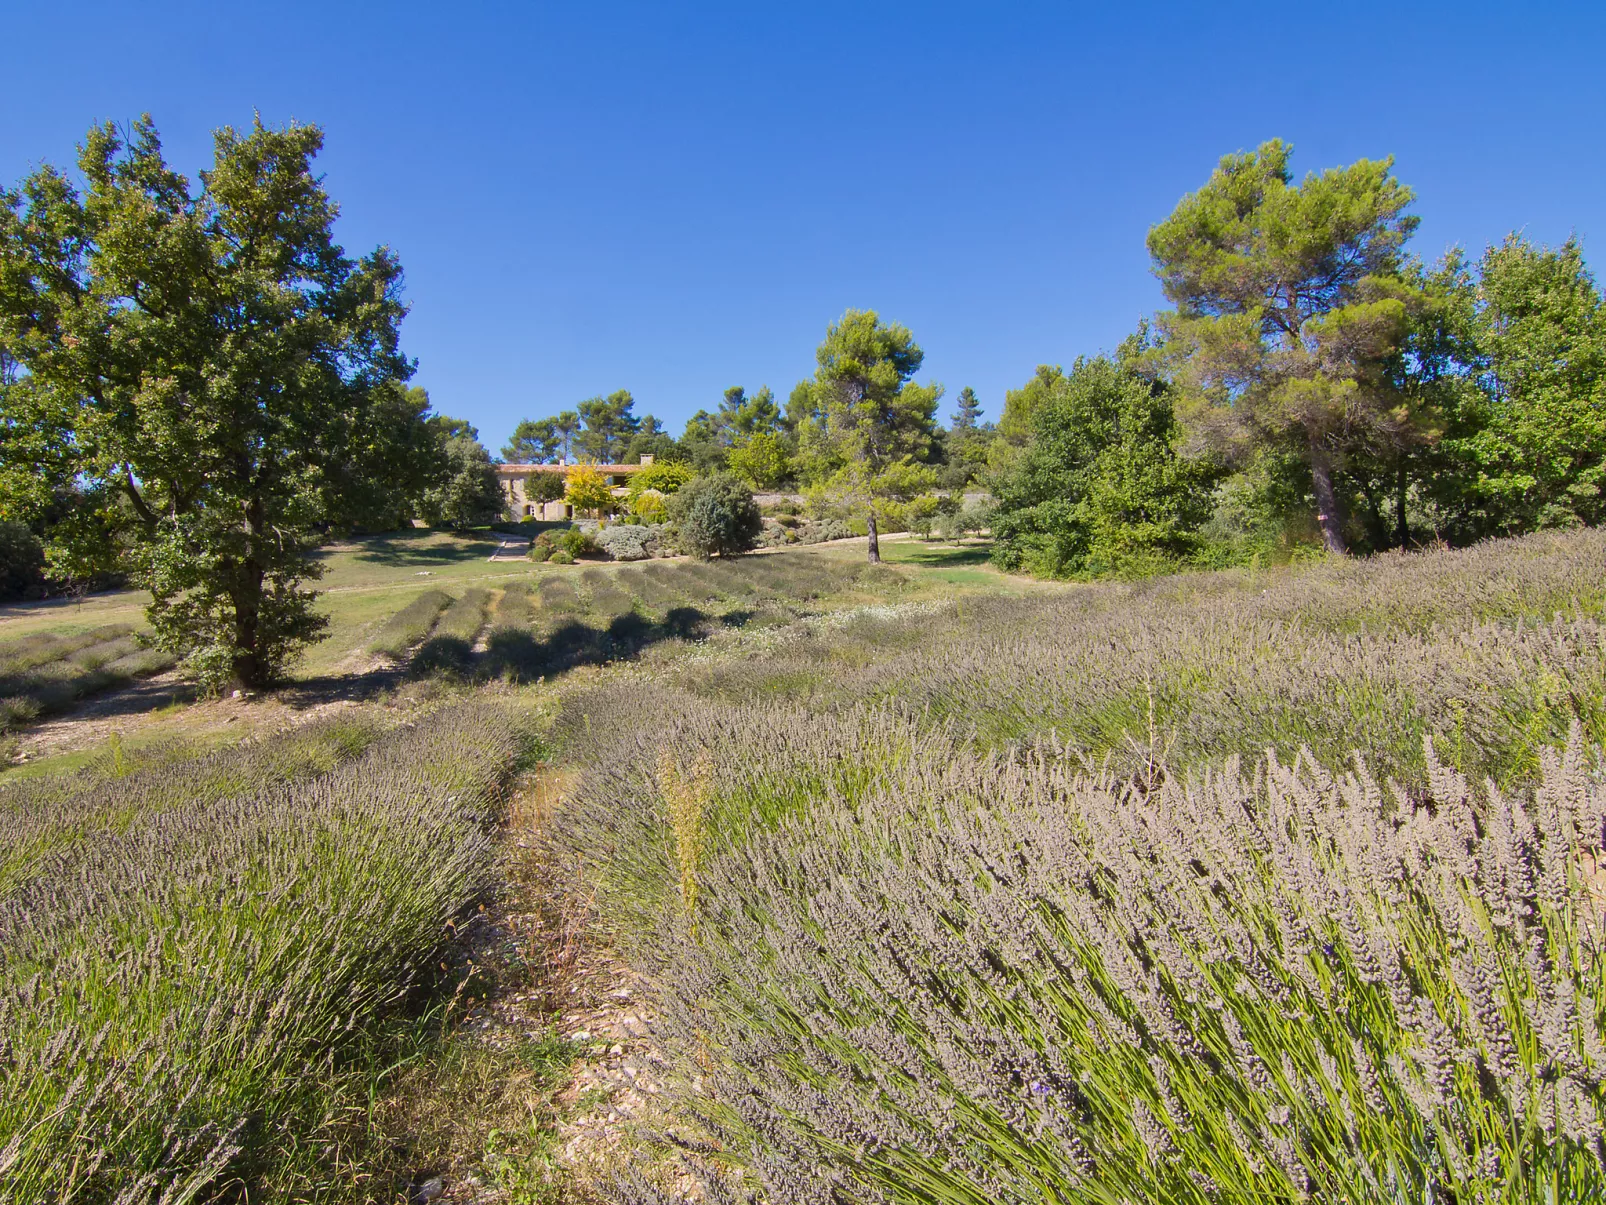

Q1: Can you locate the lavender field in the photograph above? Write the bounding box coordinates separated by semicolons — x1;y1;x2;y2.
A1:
550;529;1606;1204
0;703;538;1199
0;544;931;1200
4;532;1605;1202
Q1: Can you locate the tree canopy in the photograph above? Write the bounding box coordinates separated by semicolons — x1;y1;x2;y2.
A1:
420;414;503;529
503;416;562;463
990;337;1215;577
575;390;640;462
564;463;615;515
669;473;761;559
796;310;940;561
1148;140;1423;554
1433;236;1606;536
0;115;420;687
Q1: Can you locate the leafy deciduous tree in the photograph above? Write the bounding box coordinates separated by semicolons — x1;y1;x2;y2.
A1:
420;418;503;529
564;463;616;516
990;339;1215;577
627;460;696;499
1443;235;1606;535
728;431;793;489
523;469;567;509
0;116;416;687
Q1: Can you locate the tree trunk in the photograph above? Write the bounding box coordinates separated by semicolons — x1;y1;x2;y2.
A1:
231;562;265;688
1394;464;1411;549
866;509;881;564
1309;442;1348;555
233;497;266;688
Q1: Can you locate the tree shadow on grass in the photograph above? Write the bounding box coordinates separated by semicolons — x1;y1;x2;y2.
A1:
409;634;477;677
480;605;715;683
319;528;502;569
887;541;995;568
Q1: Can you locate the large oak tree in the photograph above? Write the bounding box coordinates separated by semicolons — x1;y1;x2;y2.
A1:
0;116;418;687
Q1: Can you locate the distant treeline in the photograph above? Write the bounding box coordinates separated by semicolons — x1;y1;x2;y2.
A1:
502;142;1603;578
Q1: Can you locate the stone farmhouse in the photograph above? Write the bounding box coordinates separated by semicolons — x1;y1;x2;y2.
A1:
496;455;656;520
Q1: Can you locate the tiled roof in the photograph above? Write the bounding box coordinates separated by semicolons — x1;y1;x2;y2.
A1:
496;463;643;474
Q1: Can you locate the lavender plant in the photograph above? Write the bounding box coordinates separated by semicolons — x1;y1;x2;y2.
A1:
544;530;1606;1203
368;587;452;658
0;700;535;1201
581;567;638;622
0;624;175;732
639;728;1606;1205
492;579;537;630
537;574;585;616
411;587;492;675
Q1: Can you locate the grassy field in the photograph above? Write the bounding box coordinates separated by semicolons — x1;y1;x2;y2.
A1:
7;529;1604;1203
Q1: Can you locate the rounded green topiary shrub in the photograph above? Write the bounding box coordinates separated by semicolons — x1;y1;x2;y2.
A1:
668;473;761;560
548;548;575;565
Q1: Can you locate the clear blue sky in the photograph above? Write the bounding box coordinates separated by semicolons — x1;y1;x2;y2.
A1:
4;2;1603;454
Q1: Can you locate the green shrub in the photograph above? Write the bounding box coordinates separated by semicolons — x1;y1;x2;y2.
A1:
632;488;670;523
548;548;575;566
554;527;596;558
798;518;852;544
593;524;659;562
526;542;552;563
668;473;761;560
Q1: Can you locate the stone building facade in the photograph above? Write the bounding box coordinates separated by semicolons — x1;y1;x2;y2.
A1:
496;457;651;520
